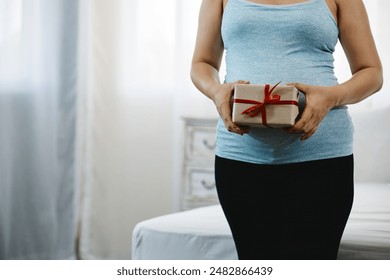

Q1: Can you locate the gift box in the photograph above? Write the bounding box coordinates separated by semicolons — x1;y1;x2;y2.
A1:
232;83;299;128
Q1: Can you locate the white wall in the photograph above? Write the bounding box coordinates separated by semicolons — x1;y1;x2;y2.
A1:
78;0;177;259
79;92;175;259
78;0;390;260
334;0;389;111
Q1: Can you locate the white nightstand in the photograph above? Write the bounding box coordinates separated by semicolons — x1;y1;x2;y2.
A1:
180;117;219;210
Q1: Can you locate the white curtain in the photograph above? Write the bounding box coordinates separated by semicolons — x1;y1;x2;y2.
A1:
1;0;389;260
0;0;79;259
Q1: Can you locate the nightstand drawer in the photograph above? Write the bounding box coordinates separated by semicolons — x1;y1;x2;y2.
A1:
186;126;216;160
184;167;217;198
182;167;219;210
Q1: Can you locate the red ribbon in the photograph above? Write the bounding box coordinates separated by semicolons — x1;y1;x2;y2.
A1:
234;82;299;127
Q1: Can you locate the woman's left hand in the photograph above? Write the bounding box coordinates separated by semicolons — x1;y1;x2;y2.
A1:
287;82;338;141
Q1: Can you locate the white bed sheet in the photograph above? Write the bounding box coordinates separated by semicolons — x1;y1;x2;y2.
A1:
338;183;390;259
132;183;390;260
132;205;237;260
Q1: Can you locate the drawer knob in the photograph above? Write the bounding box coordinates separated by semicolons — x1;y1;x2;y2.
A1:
202;139;216;150
201;180;216;190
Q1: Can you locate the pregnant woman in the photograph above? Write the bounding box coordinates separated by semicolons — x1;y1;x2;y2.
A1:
190;0;382;259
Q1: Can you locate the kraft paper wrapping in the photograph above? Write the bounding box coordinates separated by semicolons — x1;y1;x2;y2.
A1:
232;84;299;128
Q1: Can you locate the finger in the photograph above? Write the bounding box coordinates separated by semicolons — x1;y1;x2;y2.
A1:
288;82;309;94
220;104;248;135
225;119;249;135
236;80;250;85
289;117;317;140
289;108;312;132
300;125;318;141
291;109;321;140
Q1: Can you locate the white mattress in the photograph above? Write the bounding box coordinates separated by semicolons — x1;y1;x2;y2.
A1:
132;183;390;260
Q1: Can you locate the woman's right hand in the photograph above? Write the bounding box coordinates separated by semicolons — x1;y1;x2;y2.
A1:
212;80;250;135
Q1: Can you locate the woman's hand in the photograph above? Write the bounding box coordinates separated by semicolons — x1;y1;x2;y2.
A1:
287;83;338;141
213;80;250;135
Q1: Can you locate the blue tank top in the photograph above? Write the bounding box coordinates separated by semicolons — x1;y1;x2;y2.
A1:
216;0;354;164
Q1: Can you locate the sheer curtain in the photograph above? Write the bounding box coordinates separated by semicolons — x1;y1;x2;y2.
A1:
0;0;79;259
0;0;203;260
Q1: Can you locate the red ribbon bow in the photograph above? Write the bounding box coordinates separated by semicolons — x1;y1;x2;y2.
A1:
234;82;298;127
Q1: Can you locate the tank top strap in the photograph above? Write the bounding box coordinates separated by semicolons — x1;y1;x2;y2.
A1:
316;0;338;26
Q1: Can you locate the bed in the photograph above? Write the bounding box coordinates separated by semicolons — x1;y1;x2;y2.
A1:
132;106;390;260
